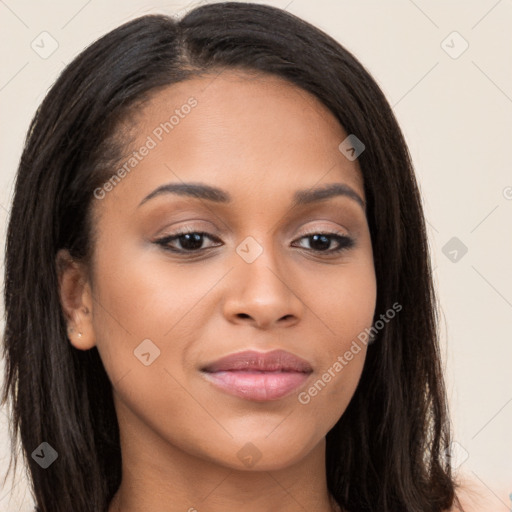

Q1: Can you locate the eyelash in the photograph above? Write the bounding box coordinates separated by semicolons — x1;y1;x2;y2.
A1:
154;228;355;256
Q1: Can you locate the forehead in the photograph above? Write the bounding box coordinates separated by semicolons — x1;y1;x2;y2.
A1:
96;69;365;214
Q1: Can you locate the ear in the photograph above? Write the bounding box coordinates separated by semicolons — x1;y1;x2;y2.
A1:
56;248;96;350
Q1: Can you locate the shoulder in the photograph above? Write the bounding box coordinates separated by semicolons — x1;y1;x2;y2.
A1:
445;475;509;512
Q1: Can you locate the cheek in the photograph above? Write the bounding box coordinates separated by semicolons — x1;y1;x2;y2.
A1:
300;258;376;415
89;234;227;388
315;257;377;351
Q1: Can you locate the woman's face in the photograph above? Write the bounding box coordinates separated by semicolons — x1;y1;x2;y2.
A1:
74;70;376;470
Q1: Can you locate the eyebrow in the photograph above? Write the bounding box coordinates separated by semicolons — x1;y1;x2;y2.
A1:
138;182;365;210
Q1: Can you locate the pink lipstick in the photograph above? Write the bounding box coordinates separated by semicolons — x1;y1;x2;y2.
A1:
200;349;313;401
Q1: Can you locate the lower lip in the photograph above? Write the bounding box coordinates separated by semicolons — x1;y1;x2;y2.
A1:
202;370;311;401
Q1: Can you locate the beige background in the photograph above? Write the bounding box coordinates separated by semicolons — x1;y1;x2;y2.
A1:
1;1;511;510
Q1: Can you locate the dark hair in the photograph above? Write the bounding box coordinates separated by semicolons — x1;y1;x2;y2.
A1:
2;3;461;511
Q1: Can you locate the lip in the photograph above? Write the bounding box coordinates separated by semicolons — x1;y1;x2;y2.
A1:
200;349;313;401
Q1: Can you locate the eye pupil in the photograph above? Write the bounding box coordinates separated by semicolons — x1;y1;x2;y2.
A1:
179;233;203;250
309;234;331;251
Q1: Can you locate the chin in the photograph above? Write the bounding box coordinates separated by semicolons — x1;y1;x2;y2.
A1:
207;431;323;472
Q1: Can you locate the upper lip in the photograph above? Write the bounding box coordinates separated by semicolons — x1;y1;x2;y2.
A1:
201;349;313;373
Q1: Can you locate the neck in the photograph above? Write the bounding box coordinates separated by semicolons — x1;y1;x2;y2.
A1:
108;402;341;512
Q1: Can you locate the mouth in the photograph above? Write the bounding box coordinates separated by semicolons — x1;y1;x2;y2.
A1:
200;349;313;402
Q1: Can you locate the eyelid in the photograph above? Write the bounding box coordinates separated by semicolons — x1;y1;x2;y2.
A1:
154;222;350;243
297;225;349;238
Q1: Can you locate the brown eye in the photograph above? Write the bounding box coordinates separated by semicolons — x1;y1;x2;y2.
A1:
293;233;355;253
155;231;222;253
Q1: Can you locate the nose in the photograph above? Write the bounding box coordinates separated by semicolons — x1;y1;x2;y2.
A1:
222;243;305;330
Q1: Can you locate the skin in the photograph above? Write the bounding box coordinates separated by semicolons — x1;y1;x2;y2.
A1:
57;70;378;512
451;477;507;512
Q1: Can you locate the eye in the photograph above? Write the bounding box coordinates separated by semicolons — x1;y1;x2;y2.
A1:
155;230;222;253
292;232;355;254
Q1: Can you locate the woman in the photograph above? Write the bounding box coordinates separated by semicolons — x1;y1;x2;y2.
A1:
2;3;466;511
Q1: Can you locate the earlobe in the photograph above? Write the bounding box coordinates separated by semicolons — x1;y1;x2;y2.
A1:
66;305;96;351
56;248;96;350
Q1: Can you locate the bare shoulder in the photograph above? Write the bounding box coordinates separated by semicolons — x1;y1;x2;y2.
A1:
444;475;510;512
